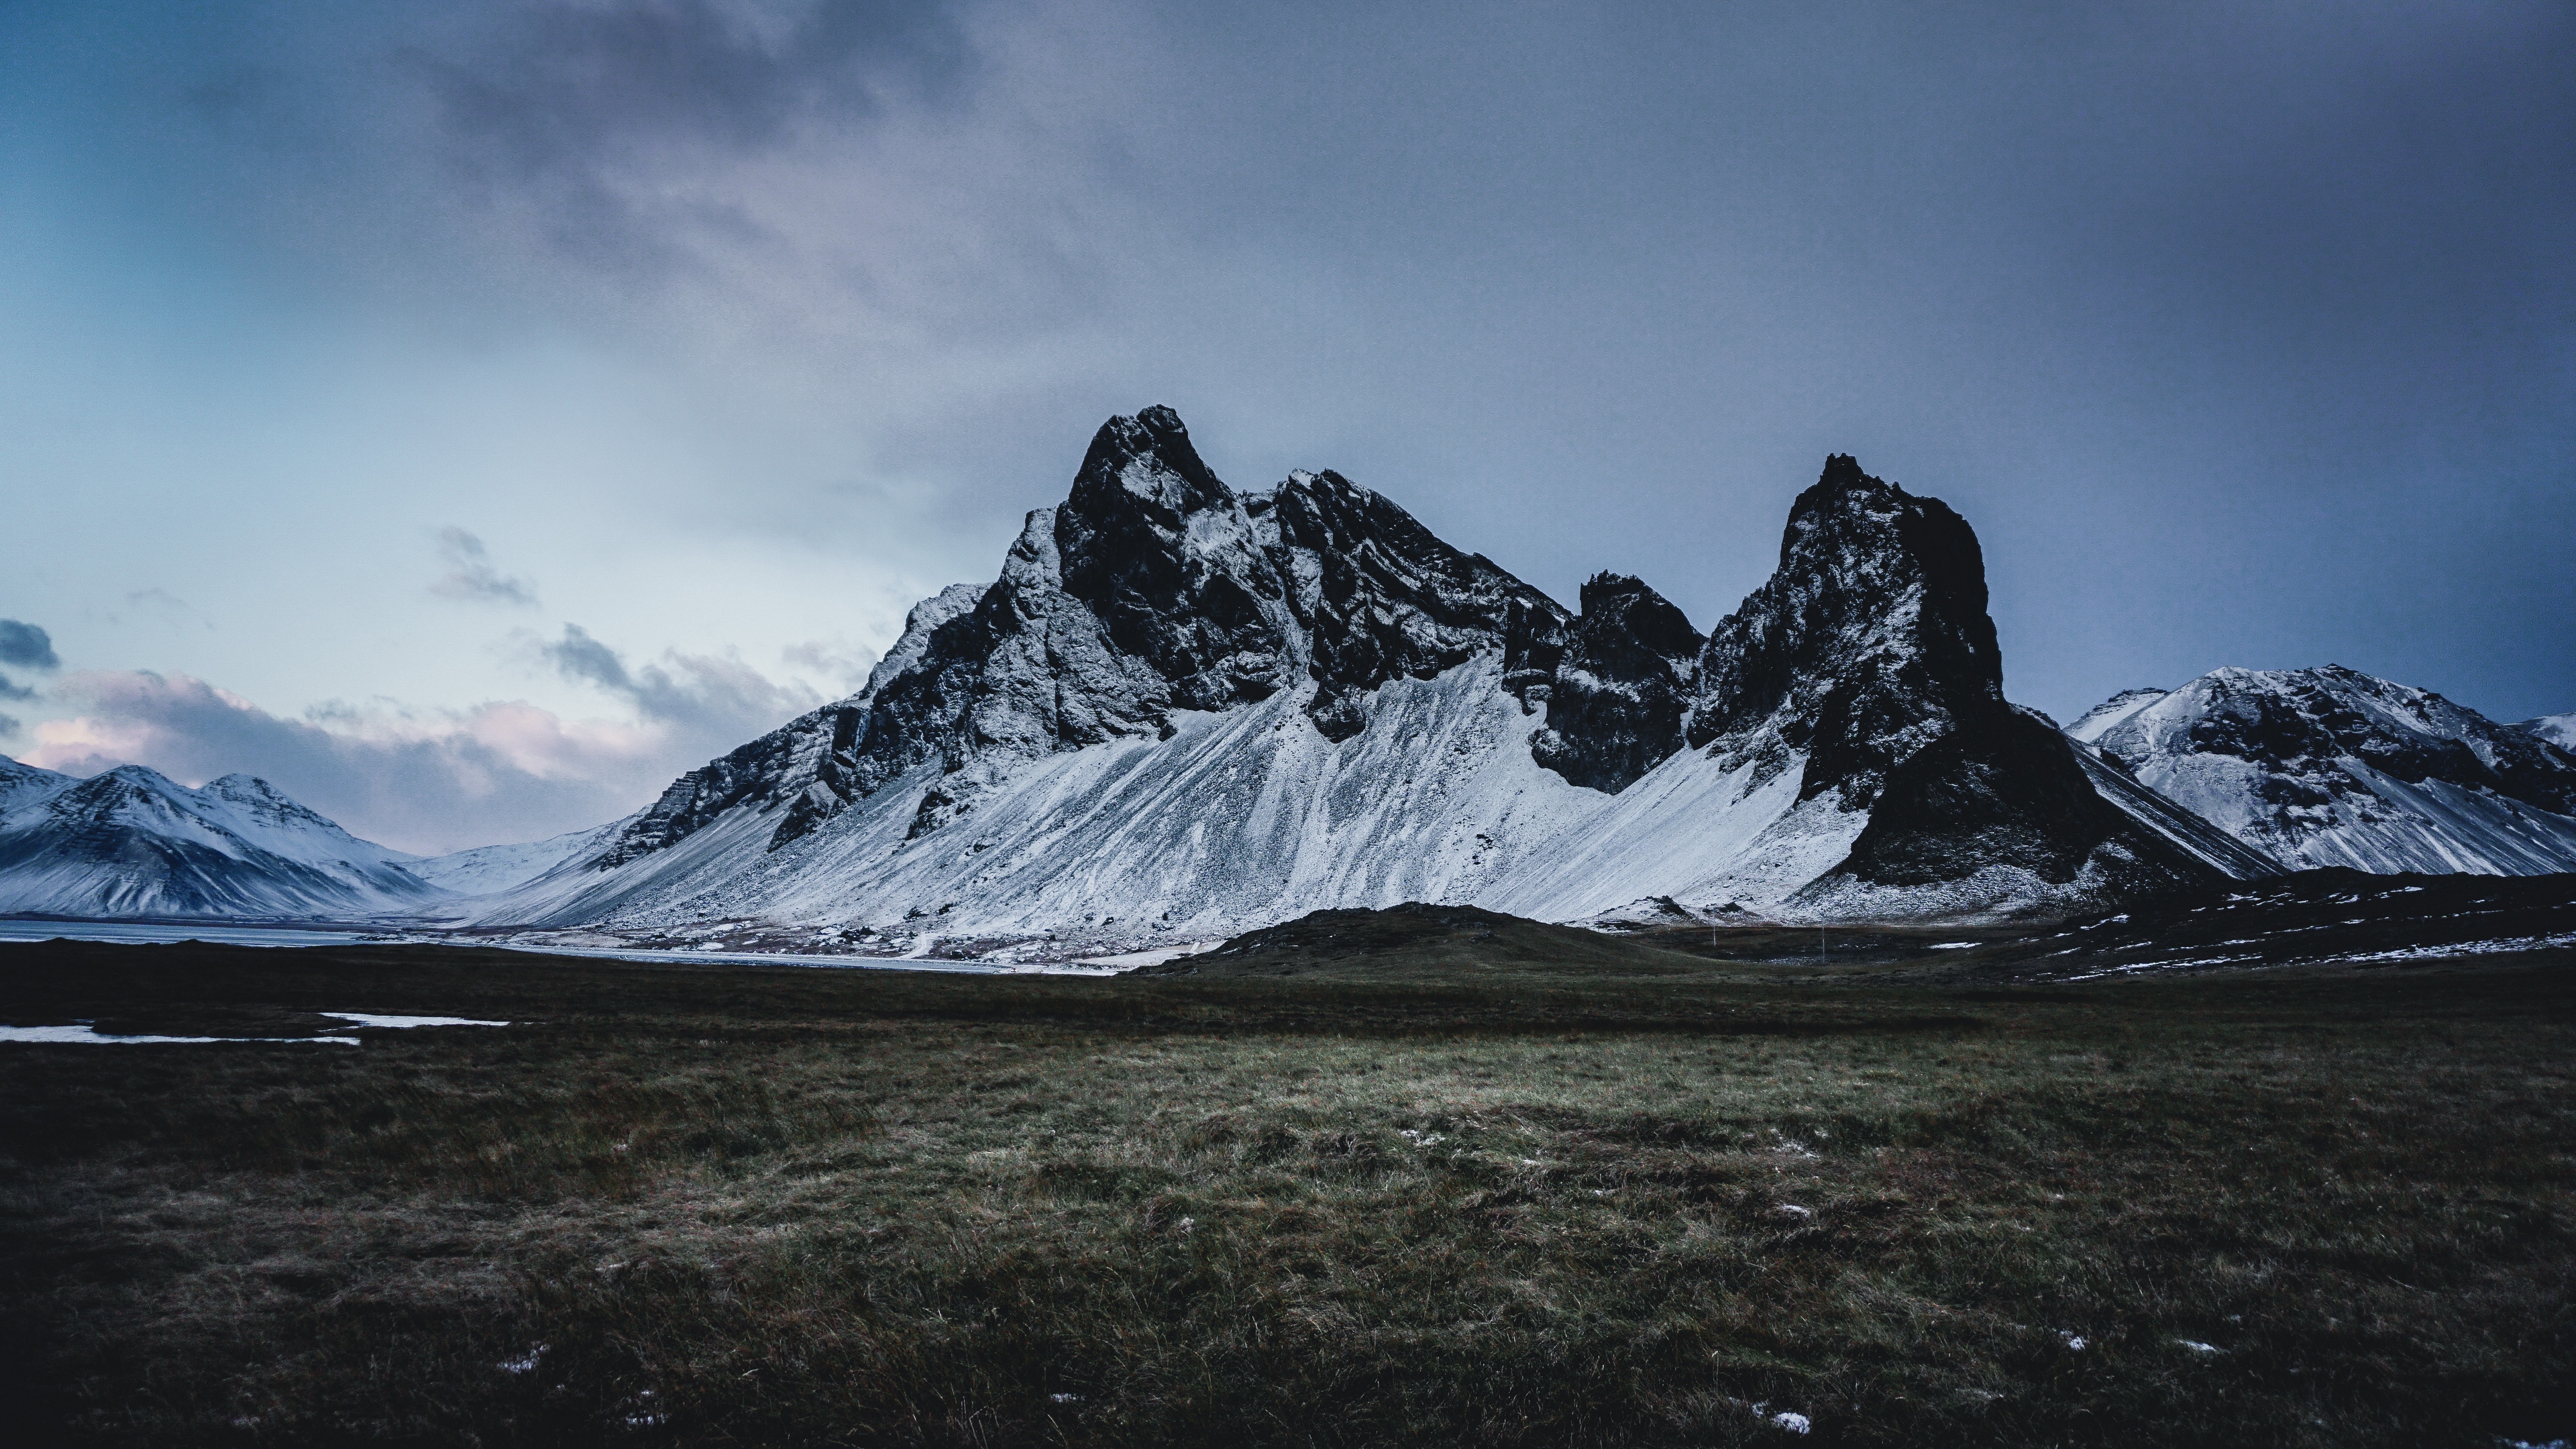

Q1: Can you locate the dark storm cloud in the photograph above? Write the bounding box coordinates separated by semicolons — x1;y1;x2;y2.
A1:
429;528;539;607
0;621;57;712
0;621;58;672
421;0;962;168
411;0;967;270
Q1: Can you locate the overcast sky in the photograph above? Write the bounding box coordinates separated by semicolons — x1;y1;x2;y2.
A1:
3;1;2569;853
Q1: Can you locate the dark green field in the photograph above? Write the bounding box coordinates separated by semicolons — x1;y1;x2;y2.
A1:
3;927;2572;1448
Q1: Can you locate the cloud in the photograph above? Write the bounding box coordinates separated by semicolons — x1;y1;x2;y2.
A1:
0;620;58;670
21;656;816;855
411;0;969;276
541;623;822;739
429;527;539;606
0;621;58;717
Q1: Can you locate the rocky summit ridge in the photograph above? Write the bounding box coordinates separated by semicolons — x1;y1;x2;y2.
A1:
451;408;2269;944
2066;665;2576;875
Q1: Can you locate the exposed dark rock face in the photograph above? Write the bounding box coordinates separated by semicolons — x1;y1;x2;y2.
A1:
1831;706;2233;898
589;407;1574;864
1053;407;1299;714
1263;468;1569;741
1529;573;1703;792
1686;455;2004;806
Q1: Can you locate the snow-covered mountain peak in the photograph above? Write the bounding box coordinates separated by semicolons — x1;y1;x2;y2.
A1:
463;425;2269;940
2067;688;2168;743
2074;666;2576;874
0;756;73;816
0;765;441;918
2516;712;2576;753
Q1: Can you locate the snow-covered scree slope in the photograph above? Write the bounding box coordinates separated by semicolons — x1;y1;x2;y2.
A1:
470;413;2267;941
0;765;447;918
2072;668;2576;875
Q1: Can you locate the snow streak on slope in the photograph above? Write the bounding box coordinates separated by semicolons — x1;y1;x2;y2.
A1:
2082;667;2576;875
0;765;445;918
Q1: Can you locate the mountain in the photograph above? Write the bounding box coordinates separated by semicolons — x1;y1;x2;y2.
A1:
2516;712;2576;753
1;756;75;815
0;764;446;918
409;823;621;898
468;409;2268;943
2068;667;2576;875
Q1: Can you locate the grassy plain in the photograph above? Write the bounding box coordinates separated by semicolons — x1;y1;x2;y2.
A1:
2;932;2572;1448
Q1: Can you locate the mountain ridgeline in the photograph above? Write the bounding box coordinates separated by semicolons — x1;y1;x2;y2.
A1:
13;407;2566;936
2067;667;2576;875
458;407;2271;941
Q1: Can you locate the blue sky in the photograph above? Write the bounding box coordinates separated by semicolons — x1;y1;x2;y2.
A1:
3;1;2569;853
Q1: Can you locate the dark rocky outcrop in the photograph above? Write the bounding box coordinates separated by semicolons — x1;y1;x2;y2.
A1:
1829;706;2237;898
1263;468;1570;741
1686;455;2004;807
1529;573;1702;792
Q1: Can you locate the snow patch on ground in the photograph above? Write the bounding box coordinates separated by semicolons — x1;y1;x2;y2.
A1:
0;1024;358;1046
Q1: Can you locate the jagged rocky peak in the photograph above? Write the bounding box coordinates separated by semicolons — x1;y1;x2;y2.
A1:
1052;405;1299;713
1687;453;2004;806
586;405;1579;865
1529;572;1702;792
1264;465;1570;740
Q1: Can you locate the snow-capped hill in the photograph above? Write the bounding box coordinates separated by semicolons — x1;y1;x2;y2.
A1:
2076;666;2576;875
466;413;2266;941
0;765;446;918
2516;712;2576;753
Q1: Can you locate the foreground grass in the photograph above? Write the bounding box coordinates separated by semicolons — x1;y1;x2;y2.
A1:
1;942;2572;1447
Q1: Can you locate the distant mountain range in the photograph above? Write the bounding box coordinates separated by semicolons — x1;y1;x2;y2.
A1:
5;408;2570;941
2068;668;2576;875
0;761;443;918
